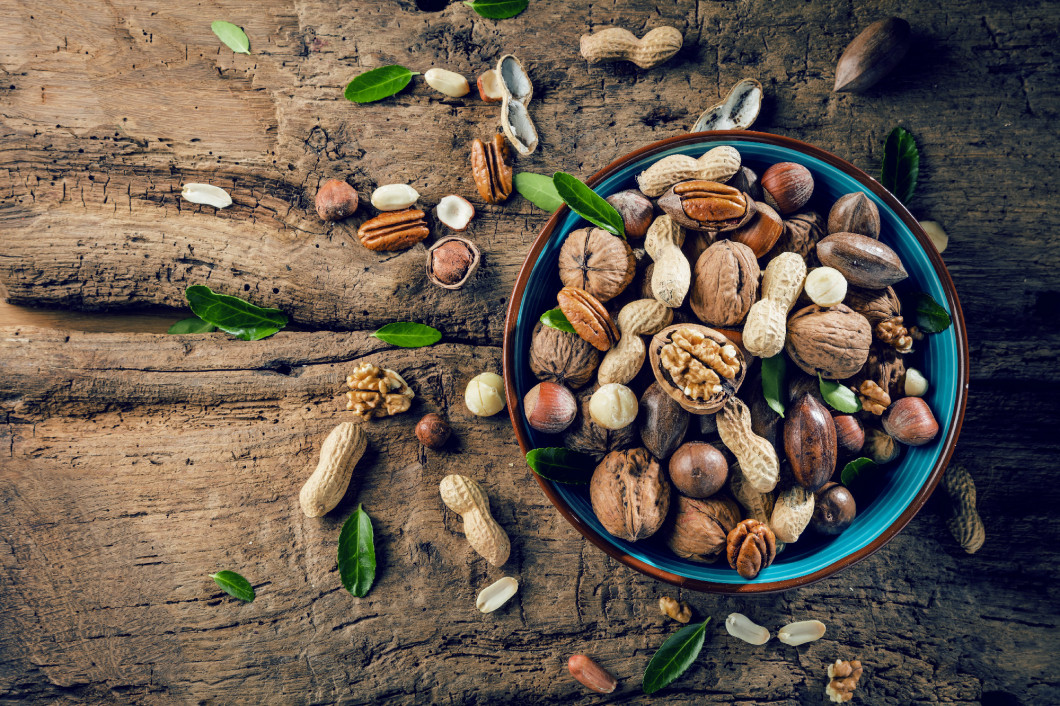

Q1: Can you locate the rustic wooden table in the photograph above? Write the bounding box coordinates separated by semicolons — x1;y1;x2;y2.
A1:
2;1;1058;703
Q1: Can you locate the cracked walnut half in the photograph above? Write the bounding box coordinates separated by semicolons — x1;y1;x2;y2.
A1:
346;363;414;420
660;327;740;401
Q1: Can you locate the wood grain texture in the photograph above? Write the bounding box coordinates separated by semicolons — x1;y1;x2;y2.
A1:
1;0;1059;703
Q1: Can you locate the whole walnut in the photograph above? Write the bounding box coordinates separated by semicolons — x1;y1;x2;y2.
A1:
558;227;636;303
844;286;901;327
565;386;637;460
785;304;872;380
766;210;824;263
590;448;671;542
850;341;906;400
529;322;600;390
664;495;741;562
690;241;760;327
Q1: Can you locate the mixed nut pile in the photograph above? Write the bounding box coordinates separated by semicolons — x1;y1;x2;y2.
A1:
524;144;941;579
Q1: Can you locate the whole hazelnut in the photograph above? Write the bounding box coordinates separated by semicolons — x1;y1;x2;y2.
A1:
811;482;857;535
315;179;359;221
605;190;654;238
833;415;865;453
523;382;577;434
427;237;481;290
667;442;728;498
761;162;814;215
416;413;451;449
883;397;939;446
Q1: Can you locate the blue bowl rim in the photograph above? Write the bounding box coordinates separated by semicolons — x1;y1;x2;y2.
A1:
501;130;969;594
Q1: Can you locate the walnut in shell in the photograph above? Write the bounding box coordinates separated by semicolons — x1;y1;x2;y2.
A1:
558;227;636;303
529;321;600;390
590;448;671;542
565;386;637;460
664;495;741;562
649;324;747;414
785;305;872;380
844;285;901;327
690;240;760;327
766;210;825;262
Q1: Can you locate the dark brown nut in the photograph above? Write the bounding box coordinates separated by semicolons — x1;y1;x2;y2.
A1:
668;441;728;498
649;324;747;414
812;482;856;535
590;448;670;542
882;397;939;446
638;382;690;461
665;495;741;562
727;166;762;202
523;381;577;434
833;415;865;453
817;232;908;289
699;411;718;436
788;372;826;408
852;341;906;400
415;413;451;449
658;180;754;233
426;236;481;289
606;190;654;238
784;394;838;491
730;201;784;258
690;240;760;327
357;208;430;251
470;134;513;204
761;162;814;215
529;321;599;390
845;285;901;327
558;227;636;303
865;427;900;463
557;287;620;352
785;304;872;380
565;386;638;459
766;210;825;262
315;179;359;221
828;192;881;238
725;518;777;579
747;375;781;448
834;17;911;93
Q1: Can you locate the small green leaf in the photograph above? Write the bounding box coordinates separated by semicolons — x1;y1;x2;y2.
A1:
211;21;251;55
539;308;576;334
338;505;376;598
761;354;787;418
463;0;528;19
344;65;419;104
840;457;882;501
210;570;255;602
841;457;877;487
553;172;626;237
167;316;217;334
514;173;563;212
643;617;711;695
880;127;919;204
911;292;952;334
185;285;288;341
819;374;862;414
525;448;595;483
373;322;442;348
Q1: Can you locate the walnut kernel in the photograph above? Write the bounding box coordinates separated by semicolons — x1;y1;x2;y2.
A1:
854;380;890;415
825;659;863;703
346;363;415;419
660;328;740;401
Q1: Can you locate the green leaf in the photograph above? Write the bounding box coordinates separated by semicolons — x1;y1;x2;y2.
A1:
339;505;376;598
552;172;626;237
643;617;711;695
344;65;418;104
514;173;564;212
185;285;288;341
911;292;952;334
525;448;595;483
463;0;529;19
819;374;862;414
211;21;251;54
880;127;919;204
373;322;442;348
210;570;255;602
761;354;787;418
539;308;576;334
167;316;216;334
841;457;878;487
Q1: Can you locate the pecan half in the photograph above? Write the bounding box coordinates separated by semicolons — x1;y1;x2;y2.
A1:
357;209;430;251
470;134;513;204
658;180;754;233
557;286;619;352
725;518;777;579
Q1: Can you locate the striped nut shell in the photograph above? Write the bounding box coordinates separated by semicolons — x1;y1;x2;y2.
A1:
356;208;429;251
557;286;619;352
470;134;513;204
717;397;779;493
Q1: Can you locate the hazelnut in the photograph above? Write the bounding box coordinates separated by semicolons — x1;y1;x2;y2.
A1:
588;383;638;431
465;372;505;417
315;179;359;221
427;237;481;290
865;427;900;463
605;189;654;238
828;192;881;238
833;415;865;454
523;382;577;434
564;386;637;460
416;413;451;449
761;163;813;215
668;442;728;499
590;448;671;542
883;397;939;446
811;482;857;535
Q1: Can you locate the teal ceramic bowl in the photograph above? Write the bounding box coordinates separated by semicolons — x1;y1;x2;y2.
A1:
502;131;968;593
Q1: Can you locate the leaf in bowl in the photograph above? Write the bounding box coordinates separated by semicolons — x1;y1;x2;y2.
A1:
525;447;595;484
539;308;575;334
553;172;625;237
910;292;952;333
819;374;861;413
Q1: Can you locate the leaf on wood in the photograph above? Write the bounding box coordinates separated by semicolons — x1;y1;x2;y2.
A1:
880;126;919;204
525;448;595;484
911;292;952;333
761;354;787;418
210;570;255;602
819;374;862;413
344;65;419;103
373;322;442;348
642;617;711;694
463;0;529;19
514;173;563;212
211;21;250;55
185;285;288;341
338;505;376;598
553;172;626;237
167;316;217;335
539;308;576;334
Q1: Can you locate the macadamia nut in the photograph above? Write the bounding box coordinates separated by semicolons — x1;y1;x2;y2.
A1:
804;267;848;307
465;372;506;417
588;383;638;430
904;368;929;397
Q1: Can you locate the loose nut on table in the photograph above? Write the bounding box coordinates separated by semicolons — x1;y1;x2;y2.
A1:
415;413;451;450
476;576;518;613
777;619;826;646
465;372;506;417
357;208;430;251
665;495;741;561
834;15;911;93
785;304;872;379
643;214;691;308
426;236;481;290
557;286;620;352
439;474;510;566
920;220;949;253
523;381;578;434
636;145;741;197
659;596;692;623
346;363;415;419
692;78;764;132
315;179;359;221
470;134;513;203
658;180;755;233
784;393;838;491
725;613;770;645
424;67;470;98
826;658;864;703
605;189;654;238
476;69;504;102
816;232;908;289
299;422;367;517
812;482;857;535
667;441;728;499
181;182;232;209
941;465;985;554
579;26;683;70
726;518;777;579
761;162;814;215
370;183;419;211
529;321;600;390
828;192;880;238
558;227;636;303
718;396;779;493
743;252;807;358
804;266;848;308
496;54;538;156
638;382;690;461
568;654;617;694
882;396;939;446
590;448;671;542
690;240;760;327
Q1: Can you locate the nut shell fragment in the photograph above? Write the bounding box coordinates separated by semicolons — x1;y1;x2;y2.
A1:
692;78;763;132
650;324;747;414
497;54;538;156
426;236;481;289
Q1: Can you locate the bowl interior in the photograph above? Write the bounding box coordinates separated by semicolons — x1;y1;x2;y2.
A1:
509;137;961;587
